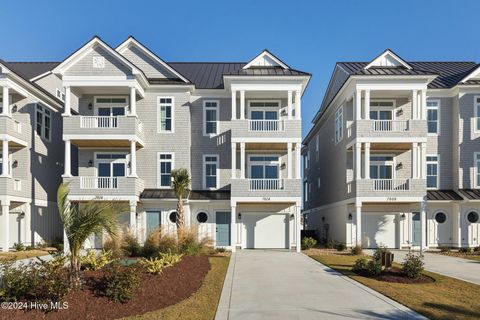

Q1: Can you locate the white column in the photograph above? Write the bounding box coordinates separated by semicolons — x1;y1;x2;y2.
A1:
1;202;10;252
287;142;293;179
420;90;427;120
364;142;370;179
2;140;8;176
2;86;9;116
184;203;191;227
364;90;370;120
287;90;293;120
355;89;362;121
412;143;418;179
355;143;362;180
420;143;427;179
356;203;362;246
295;143;301;179
231;90;237;120
231;206;237;252
63;86;71;116
231;142;236;179
452;203;462;248
240;142;245;179
411;90;418;120
130;86;136;117
295;205;301;252
420;200;427;251
63;140;71;177
130;140;137;177
240;90;245;120
295;89;302;120
129;203;137;237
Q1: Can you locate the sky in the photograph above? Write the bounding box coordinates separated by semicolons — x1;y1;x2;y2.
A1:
1;0;480;137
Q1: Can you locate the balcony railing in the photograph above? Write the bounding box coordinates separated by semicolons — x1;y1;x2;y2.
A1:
248;120;284;132
249;178;284;190
80;116;120;128
80;177;120;189
372;120;408;132
372;179;409;191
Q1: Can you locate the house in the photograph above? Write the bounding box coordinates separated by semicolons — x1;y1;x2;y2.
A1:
0;60;65;251
303;49;480;250
37;36;309;251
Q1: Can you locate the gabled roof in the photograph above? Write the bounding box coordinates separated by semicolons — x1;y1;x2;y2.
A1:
459;64;480;83
243;49;290;69
116;36;190;83
3;62;59;80
365;49;412;69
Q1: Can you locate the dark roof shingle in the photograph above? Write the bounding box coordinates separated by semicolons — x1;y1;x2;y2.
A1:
141;189;231;200
4;62;59;79
427;190;463;201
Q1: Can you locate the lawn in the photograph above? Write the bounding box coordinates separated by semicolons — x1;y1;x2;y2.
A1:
0;249;52;261
309;252;480;320
124;255;230;320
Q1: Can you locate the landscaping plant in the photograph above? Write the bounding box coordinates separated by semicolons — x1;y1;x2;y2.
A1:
171;168;191;233
336;242;346;252
122;232;142;257
178;227;212;256
301;237;317;250
352;257;368;273
402;252;425;278
367;259;382;276
141;257;166;275
373;246;391;261
459;247;472;253
101;262;139;303
80;250;115;271
439;246;451;253
351;245;363;255
13;242;25;251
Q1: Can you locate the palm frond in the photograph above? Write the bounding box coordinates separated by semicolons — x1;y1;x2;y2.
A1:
171;168;191;199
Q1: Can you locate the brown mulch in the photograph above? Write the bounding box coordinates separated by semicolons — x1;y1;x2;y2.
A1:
354;267;435;284
1;255;210;320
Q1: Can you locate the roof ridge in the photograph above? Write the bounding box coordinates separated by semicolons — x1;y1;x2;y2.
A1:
338;61;477;64
168;61;246;64
6;61;60;64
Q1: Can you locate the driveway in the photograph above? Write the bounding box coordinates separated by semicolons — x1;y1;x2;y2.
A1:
389;250;480;285
216;250;424;320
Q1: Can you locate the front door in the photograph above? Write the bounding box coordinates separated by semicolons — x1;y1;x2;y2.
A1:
146;211;161;235
412;212;422;246
216;212;231;247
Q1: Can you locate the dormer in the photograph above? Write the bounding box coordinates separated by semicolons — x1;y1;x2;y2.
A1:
364;49;412;69
243;49;290;69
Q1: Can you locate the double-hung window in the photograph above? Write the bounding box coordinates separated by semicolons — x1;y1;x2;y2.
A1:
427;100;439;134
475;96;480;132
56;89;66;102
203;155;219;189
36;104;51;141
203;100;219;135
426;155;439;189
475;153;480;188
158;97;173;132
334;106;343;144
158;153;174;188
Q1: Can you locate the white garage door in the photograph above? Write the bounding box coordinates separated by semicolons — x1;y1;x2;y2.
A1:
243;213;288;249
362;213;396;248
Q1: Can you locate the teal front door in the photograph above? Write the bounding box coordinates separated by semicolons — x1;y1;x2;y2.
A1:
216;212;231;246
146;211;161;235
412;212;421;246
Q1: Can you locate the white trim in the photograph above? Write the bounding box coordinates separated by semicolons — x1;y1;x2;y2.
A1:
460;65;480;83
432;210;448;225
334;105;343;144
167;210;177;224
93;151;129;178
194;209;210;224
247;154;280;179
93;95;128;116
55;88;65;102
426;154;439;190
157;152;174;189
247;100;281;120
369;99;396;120
369;154;395;180
364;49;412;70
427;99;440;135
35;104;52;142
474;152;480;188
474;95;480;134
203;100;219;136
243;50;289;70
231;137;301;143
157;96;175;133
203;154;219;190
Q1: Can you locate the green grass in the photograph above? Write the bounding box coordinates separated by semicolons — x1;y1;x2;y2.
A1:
123;255;230;320
0;249;51;261
310;253;480;320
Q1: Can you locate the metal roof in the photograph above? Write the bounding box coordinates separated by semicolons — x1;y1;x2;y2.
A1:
140;189;231;200
427;190;463;201
458;189;480;200
4;62;59;79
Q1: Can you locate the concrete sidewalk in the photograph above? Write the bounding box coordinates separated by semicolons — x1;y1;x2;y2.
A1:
216;250;424;320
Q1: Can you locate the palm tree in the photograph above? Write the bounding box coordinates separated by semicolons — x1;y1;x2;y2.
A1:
171;168;191;232
57;183;126;286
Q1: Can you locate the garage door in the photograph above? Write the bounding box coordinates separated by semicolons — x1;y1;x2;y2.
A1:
362;213;396;248
243;213;288;249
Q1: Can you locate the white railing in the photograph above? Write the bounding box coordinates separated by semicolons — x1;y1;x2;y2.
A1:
372;179;409;191
249;179;283;190
248;120;283;132
80;116;118;128
80;177;119;189
373;120;408;132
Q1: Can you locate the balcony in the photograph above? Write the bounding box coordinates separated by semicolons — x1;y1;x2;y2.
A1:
231;119;300;140
350;178;426;199
348;119;427;141
63;176;144;199
231;178;301;199
0;116;30;147
63;116;144;147
0;176;29;199
249;178;284;191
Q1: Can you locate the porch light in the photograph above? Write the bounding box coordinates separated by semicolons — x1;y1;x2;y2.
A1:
348;213;353;220
20;211;25;217
12;160;18;168
127;161;131;168
321;216;325;222
401;213;406;219
88;102;93;110
396;163;403;170
11;105;17;113
238;213;242;220
87;160;93;167
396;108;403;116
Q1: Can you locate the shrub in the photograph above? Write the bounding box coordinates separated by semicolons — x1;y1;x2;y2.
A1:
301;237;317;250
13;242;25;251
352;257;368;273
474;246;480;253
0;259;36;301
101;263;139;303
336;242;346;252
373;246;391;261
141;257;165;275
46;252;68;269
439;246;451;253
122;233;142;257
80;250;115;271
159;252;182;267
216;247;226;253
459;247;472;254
351;245;363;255
33;258;70;303
402;252;425;278
103;235;124;258
325;239;335;249
367;259;382;276
178;228;212;256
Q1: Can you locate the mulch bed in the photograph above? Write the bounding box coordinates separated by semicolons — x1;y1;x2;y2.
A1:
353;267;435;284
1;255;210;320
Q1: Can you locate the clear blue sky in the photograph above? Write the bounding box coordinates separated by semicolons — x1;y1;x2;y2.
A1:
2;0;479;136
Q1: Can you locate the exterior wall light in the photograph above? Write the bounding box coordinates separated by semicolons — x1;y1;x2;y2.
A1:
87;160;93;167
12;160;18;168
348;213;353;220
238;213;242;220
88;102;93;110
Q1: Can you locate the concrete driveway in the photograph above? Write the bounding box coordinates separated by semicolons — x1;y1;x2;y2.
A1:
216;250;424;320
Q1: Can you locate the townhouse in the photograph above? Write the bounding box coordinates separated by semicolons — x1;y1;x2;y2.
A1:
2;36;309;252
304;49;480;250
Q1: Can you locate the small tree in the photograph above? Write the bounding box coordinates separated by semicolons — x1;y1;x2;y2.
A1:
171;169;191;233
57;183;126;286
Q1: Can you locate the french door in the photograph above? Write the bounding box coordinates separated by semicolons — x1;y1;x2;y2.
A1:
95;97;127;127
249;155;280;190
96;154;127;188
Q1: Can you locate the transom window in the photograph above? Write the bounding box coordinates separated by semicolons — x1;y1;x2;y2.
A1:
158;97;174;132
204;155;218;189
334;106;343;144
36;104;51;141
427;155;439;189
249;155;279;179
427;100;439;134
249;101;279;120
158;153;173;188
370;155;394;179
203;100;219;135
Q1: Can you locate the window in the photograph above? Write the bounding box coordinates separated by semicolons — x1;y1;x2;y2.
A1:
36;104;51;141
304;180;308;202
203;100;219;135
334;106;343;144
317;177;321;188
475;153;480;188
249;101;280;120
196;212;208;223
467;211;479;223
169;211;177;224
95;97;127;116
475;96;480;132
158;153;174;188
369;100;395;120
303;153;308;170
249;155;279;179
95;153;127;189
427;100;439;134
203;155;219;189
369;155;394;179
435;212;447;224
315;135;319;160
426;155;439;189
56;89;65;102
158;97;174;132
